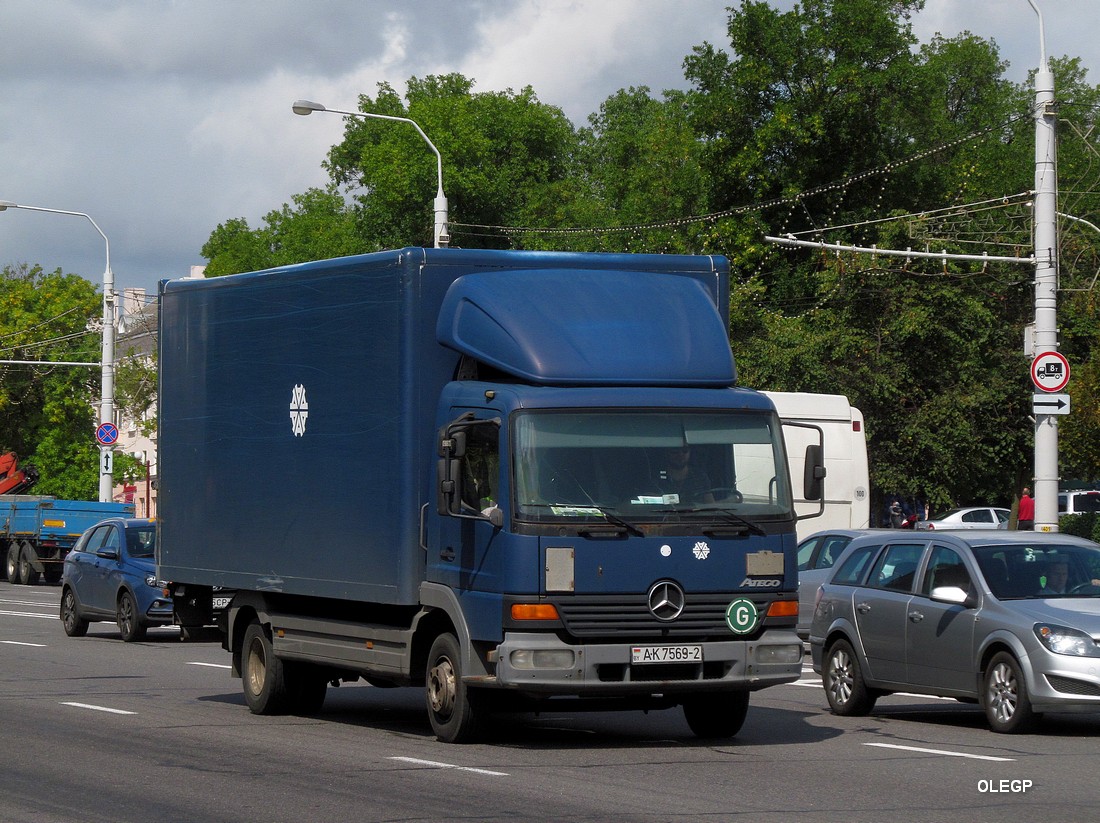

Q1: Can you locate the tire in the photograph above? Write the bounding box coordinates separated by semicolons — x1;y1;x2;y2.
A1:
426;632;482;743
116;591;147;642
683;691;750;738
284;662;328;715
983;652;1036;733
242;621;291;715
18;543;40;585
60;587;89;637
7;544;23;585
823;638;877;716
43;566;63;585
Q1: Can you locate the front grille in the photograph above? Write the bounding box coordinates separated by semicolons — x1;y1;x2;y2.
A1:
1046;674;1100;697
552;593;764;639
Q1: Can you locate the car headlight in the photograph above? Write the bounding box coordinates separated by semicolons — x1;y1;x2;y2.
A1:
1034;623;1100;657
145;574;166;589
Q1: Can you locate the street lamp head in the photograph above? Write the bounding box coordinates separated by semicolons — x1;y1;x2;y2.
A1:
0;200;18;211
292;99;326;116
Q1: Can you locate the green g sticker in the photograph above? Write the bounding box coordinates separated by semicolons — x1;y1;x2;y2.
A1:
726;598;758;634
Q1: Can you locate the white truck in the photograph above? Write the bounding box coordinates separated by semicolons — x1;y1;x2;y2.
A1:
764;392;870;541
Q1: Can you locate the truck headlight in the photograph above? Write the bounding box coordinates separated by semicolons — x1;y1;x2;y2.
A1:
1034;624;1100;657
755;644;803;664
510;649;576;669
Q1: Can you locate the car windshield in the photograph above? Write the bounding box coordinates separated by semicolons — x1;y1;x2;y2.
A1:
126;526;156;559
973;543;1100;599
930;508;964;521
512;409;793;526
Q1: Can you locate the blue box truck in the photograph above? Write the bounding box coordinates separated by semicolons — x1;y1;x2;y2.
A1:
157;246;823;742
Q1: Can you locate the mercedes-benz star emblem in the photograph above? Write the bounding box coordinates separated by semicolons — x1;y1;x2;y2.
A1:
648;580;685;621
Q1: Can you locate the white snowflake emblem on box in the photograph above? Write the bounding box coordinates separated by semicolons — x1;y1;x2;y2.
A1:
290;384;309;436
692;541;710;560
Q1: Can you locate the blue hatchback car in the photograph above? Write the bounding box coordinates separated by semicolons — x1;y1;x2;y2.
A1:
60;518;174;641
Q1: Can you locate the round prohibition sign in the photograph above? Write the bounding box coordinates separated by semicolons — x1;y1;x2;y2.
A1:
725;598;759;635
95;422;119;446
1031;351;1070;393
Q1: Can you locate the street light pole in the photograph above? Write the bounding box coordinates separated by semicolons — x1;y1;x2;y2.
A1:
292;99;449;248
1027;0;1060;531
0;199;116;503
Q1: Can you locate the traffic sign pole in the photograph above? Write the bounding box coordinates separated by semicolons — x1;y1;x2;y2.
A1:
1029;7;1060;533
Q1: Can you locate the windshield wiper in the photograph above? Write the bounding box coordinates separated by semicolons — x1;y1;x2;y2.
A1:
592;506;645;537
657;507;766;537
521;502;645;537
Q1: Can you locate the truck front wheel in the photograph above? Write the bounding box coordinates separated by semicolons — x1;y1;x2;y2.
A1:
682;691;750;738
425;632;482;743
242;621;290;715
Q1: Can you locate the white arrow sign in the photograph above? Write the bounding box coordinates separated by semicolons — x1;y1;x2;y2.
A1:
1033;393;1070;415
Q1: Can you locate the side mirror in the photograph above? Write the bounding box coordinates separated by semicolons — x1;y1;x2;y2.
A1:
96;548;120;561
931;585;975;608
803;444;826;501
436;456;464;516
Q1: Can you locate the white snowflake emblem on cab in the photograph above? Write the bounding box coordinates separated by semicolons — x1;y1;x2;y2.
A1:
290;384;309;436
693;541;710;560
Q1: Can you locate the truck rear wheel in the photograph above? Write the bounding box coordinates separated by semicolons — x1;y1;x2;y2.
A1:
242;621;290;715
682;691;750;738
6;544;22;584
18;543;39;585
426;632;482;743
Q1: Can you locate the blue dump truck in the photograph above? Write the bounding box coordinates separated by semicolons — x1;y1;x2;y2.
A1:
157;247;824;742
2;495;134;584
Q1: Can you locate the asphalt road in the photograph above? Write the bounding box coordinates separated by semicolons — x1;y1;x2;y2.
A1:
3;579;1100;823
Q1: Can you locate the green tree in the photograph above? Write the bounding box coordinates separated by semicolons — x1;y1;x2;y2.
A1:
682;0;1046;512
326;74;580;251
202;187;361;276
0;263;101;498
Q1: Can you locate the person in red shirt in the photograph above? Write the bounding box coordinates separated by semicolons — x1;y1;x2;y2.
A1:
1018;487;1035;530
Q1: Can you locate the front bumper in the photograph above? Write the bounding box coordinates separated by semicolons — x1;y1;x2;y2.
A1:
492;630;803;695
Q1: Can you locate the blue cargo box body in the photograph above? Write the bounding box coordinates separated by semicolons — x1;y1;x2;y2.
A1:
2;496;134;546
156;247;730;605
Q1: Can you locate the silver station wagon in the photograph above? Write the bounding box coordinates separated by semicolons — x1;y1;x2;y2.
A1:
809;531;1100;733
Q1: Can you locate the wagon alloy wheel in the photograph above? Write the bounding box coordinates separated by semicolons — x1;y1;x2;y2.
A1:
60;588;89;637
983;652;1035;733
425;632;482;743
824;639;877;716
116;591;147;642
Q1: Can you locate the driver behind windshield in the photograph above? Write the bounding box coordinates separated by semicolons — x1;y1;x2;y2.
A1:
655;445;714;504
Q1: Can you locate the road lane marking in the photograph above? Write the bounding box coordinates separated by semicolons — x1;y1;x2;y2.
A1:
0;609;56;619
61;702;136;715
187;661;232;669
865;742;1013;761
388;756;509;776
1;640;47;647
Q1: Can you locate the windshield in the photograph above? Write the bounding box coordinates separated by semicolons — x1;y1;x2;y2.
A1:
126;527;156;559
512;409;792;526
973;543;1100;599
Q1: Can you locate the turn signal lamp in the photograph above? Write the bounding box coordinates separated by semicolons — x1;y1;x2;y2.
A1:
510;603;560;621
766;599;799;618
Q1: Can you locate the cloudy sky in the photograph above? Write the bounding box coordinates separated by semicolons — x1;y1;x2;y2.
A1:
2;0;1097;297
